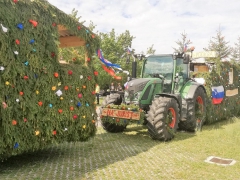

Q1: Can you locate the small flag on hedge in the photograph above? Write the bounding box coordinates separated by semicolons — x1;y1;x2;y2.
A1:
212;86;224;104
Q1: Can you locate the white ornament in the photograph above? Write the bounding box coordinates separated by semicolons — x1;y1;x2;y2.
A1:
14;51;19;55
80;75;83;79
64;128;68;131
1;24;8;33
0;66;4;71
55;89;63;96
16;99;20;102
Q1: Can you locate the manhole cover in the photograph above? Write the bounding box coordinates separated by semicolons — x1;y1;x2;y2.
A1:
205;156;236;166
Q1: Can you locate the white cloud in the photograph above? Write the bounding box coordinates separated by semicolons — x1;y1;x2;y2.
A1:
48;0;240;54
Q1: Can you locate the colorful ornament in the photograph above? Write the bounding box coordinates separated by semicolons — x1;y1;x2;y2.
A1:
17;23;23;30
73;115;78;119
2;102;7;109
12;120;17;125
78;93;82;98
54;72;59;78
24;118;27;122
86;103;89;107
68;70;73;75
82;85;86;89
76;87;80;91
29;20;38;27
49;104;53;108
24;76;28;80
14;51;19;55
16;99;20;102
14;142;19;149
58;109;63;113
1;24;8;32
70;106;74;111
60;97;64;100
92;120;95;124
51;52;55;57
32;48;36;52
86;30;89;33
15;39;20;45
87;76;91;80
82;125;86;129
64;86;69;90
0;66;4;71
58;82;61;86
82;115;86;118
52;86;56;91
77;102;81;107
87;57;91;62
35;131;40;136
86;44;89;47
38;101;43;106
36;90;39;94
52;130;57;135
52;22;56;27
94;71;98;76
91;91;95;95
80;75;83;79
91;34;95;38
19;91;24;96
24;61;29;66
77;26;81;30
55;90;63;96
29;39;35;44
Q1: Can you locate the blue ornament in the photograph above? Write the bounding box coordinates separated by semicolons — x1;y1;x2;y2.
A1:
24;61;29;66
86;30;89;33
32;49;36;52
77;102;82;107
86;103;89;107
34;74;38;78
17;23;23;30
14;142;19;149
86;44;89;47
49;104;53;108
29;39;35;44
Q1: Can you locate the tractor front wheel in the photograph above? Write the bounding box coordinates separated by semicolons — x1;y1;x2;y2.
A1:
99;93;127;133
178;87;206;131
146;97;179;141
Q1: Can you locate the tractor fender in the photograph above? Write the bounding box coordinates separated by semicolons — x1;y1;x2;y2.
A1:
154;93;182;110
182;82;206;99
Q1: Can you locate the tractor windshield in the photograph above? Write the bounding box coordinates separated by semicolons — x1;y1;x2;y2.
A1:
142;55;173;81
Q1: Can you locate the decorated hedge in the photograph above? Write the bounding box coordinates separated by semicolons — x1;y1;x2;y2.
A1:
0;0;100;160
196;61;240;124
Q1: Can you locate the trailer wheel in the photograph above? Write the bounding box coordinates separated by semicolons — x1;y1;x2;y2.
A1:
146;97;179;141
99;93;127;133
178;87;206;131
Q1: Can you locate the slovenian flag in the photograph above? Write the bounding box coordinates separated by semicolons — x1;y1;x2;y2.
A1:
211;86;224;104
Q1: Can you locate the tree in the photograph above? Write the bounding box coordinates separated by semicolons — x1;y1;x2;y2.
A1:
231;37;240;63
146;44;156;55
204;27;232;59
173;31;192;53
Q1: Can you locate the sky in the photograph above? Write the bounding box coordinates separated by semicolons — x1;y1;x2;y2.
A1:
48;0;240;54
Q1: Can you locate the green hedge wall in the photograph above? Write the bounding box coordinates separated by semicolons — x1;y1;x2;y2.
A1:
0;0;100;160
195;62;240;124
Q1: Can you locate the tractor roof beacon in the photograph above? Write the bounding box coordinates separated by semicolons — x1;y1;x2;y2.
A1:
100;52;207;141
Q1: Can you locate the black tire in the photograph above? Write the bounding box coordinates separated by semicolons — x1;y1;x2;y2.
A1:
146;97;180;141
99;93;126;133
178;87;206;131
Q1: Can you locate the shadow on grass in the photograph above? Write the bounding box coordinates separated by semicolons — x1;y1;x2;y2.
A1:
202;117;237;131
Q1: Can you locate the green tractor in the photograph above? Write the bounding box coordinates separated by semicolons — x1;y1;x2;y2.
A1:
99;53;207;141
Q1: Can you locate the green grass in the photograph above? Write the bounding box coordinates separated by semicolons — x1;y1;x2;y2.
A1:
0;118;240;180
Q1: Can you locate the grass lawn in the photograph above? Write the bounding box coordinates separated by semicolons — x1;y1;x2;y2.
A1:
0;117;240;180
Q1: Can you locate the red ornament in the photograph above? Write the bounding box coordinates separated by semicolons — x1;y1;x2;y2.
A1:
77;26;81;30
51;52;55;57
15;39;20;45
92;91;95;95
73;115;78;119
24;118;27;122
64;86;69;90
58;109;63;113
78;93;82;98
91;34;95;38
24;76;28;80
87;76;91;80
19;91;24;96
92;120;95;124
29;20;38;27
54;72;59;78
116;119;120;122
87;57;91;62
68;70;73;75
52;130;57;135
72;57;76;61
13;0;18;3
70;106;74;111
52;23;56;27
12;120;17;125
94;71;98;76
38;101;43;106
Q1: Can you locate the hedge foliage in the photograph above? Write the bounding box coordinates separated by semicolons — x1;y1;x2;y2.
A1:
0;0;100;160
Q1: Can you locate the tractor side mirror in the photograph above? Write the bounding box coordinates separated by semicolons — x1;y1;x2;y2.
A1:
183;54;190;64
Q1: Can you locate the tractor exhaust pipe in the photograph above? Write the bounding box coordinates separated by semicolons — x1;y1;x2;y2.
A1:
132;61;137;78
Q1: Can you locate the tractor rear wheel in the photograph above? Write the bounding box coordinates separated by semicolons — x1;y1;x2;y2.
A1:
99;93;127;133
178;87;206;131
146;97;179;141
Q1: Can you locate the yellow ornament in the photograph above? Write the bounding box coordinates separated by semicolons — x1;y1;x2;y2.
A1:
60;97;64;100
35;130;40;136
58;82;61;86
83;125;86;129
36;90;39;94
52;86;56;91
82;115;86;118
5;81;10;85
76;87;80;91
